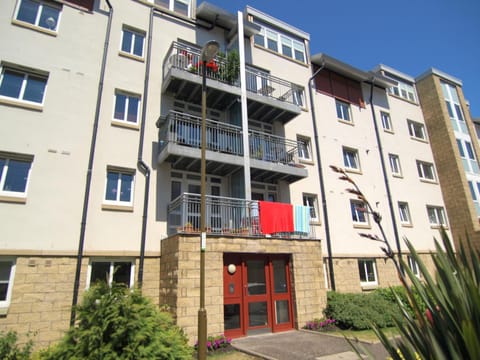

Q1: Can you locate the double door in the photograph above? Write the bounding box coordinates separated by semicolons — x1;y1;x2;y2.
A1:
223;254;293;337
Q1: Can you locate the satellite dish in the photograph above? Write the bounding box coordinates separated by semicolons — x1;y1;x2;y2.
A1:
45;17;56;29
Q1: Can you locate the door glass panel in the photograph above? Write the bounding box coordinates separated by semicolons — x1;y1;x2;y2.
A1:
224;304;241;330
247;260;266;295
273;259;287;293
275;300;290;324
248;301;268;327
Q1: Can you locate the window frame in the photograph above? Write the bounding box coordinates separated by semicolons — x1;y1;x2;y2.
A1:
381;111;393;132
120;26;145;58
388;80;417;103
426;205;447;227
407;120;427;141
407;255;421;278
398;201;412;225
350;199;369;226
0;153;33;201
103;167;135;208
113;90;141;125
336;99;352;122
343;147;360;172
416;160;436;182
150;0;191;17
87;259;135;288
0;66;48;106
0;259;16;313
388;153;402;177
14;0;62;33
297;135;312;162
302;193;319;222
358;259;378;286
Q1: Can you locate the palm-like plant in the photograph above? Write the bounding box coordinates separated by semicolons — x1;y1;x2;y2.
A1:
331;165;480;359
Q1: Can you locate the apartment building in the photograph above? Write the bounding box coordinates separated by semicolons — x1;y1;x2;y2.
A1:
0;0;326;347
309;57;451;292
416;69;480;252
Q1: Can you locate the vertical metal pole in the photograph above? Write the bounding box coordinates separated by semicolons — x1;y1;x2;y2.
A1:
198;58;207;360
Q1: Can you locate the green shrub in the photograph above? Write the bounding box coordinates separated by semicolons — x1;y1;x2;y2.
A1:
40;282;192;360
0;330;33;360
324;291;401;330
374;286;427;318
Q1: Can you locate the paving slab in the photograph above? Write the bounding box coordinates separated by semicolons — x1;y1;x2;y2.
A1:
232;330;387;360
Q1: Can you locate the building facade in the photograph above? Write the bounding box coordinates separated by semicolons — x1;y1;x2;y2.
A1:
0;0;461;350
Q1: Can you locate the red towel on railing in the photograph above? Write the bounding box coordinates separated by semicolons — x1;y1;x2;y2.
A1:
258;201;294;234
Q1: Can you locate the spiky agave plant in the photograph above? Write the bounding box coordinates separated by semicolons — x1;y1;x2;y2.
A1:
331;165;480;360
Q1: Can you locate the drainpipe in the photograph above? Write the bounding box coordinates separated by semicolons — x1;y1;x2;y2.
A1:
137;6;155;289
70;0;113;326
308;63;336;291
368;79;403;272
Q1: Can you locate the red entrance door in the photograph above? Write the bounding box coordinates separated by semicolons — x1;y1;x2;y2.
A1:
223;254;293;338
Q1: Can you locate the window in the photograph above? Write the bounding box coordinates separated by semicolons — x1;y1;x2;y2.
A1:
407;255;421;278
427;206;447;227
343;147;360;171
468;181;480;216
151;0;191;17
398;202;411;225
0;153;33;199
292;87;305;107
457;139;479;174
389;154;402;177
388;78;416;102
358;259;377;285
303;193;319;222
121;27;145;58
381;112;393;131
104;168;135;206
297;136;312;161
252;21;307;63
113;91;140;124
89;260;134;288
336;100;351;122
417;160;436;181
407;120;426;141
15;0;61;32
351;200;368;225
0;260;15;311
0;66;47;105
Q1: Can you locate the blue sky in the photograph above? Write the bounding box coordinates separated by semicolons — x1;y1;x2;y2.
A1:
202;0;480;118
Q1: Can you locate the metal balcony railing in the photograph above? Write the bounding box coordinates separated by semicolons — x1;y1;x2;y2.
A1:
167;193;315;238
249;130;298;165
163;41;304;106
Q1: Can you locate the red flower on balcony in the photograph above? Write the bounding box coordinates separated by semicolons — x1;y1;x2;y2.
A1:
196;60;219;73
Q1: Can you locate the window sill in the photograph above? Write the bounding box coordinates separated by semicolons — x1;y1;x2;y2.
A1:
388;93;419;106
11;19;58;37
361;284;378;291
0;306;9;316
338;119;354;126
0;98;43;111
299;158;314;166
383;129;394;134
409;136;429;144
401;223;413;228
0;195;27;204
419;178;438;185
392;173;403;179
345;168;362;175
430;225;449;230
111;120;140;130
118;51;145;63
353;223;371;229
102;203;134;212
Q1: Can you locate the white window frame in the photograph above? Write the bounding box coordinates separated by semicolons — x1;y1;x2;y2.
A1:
427;206;447;227
381;111;393;132
87;259;135;288
350;199;369;226
120;26;145;58
0;259;16;313
407;120;427;141
407;255;421;278
389;153;402;177
343;147;360;171
358;259;378;286
389;80;417;102
0;66;48;106
303;193;319;222
113;90;141;125
398;202;412;225
336;99;352;122
150;0;191;17
103;168;135;206
14;0;62;32
297;135;312;161
417;160;436;182
0;153;33;200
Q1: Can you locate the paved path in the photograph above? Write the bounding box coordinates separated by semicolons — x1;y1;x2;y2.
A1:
232;330;388;360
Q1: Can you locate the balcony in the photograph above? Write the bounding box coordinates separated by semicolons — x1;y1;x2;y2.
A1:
168;193;315;239
162;42;304;124
157;111;308;183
